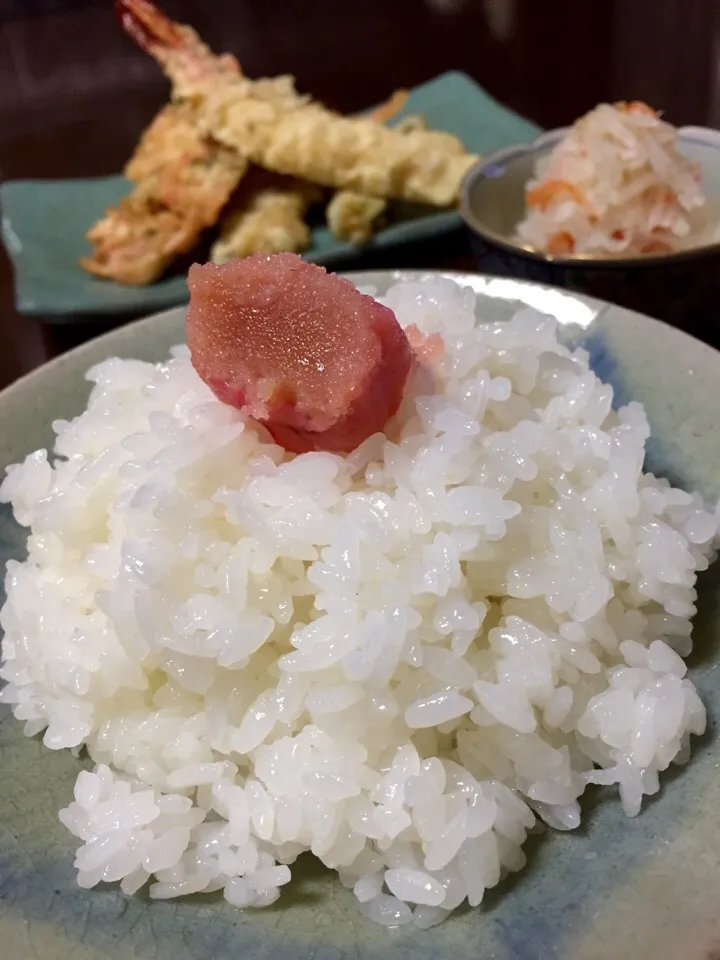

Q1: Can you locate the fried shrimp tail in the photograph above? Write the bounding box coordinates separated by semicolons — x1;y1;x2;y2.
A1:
115;0;240;94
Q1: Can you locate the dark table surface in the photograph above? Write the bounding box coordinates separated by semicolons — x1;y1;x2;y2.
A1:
1;0;719;391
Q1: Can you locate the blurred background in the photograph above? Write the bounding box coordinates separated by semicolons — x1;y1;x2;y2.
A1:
1;0;719;182
0;0;719;386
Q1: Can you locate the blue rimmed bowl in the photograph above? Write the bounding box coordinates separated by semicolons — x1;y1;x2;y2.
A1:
460;126;720;341
2;271;720;960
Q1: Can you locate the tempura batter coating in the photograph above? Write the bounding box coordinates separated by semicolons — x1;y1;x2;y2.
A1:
201;86;476;206
81;197;201;285
326;192;387;244
212;92;414;261
81;103;247;284
211;177;321;264
325;114;429;243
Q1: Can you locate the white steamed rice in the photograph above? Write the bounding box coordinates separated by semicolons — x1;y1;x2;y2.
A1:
1;277;718;928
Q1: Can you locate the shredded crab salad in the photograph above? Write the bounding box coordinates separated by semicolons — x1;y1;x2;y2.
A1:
517;101;719;258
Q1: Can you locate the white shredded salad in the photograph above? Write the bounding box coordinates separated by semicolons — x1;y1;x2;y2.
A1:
516;101;720;258
1;277;718;928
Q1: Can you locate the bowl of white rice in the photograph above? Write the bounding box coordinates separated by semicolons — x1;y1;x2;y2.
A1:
2;270;720;960
460;106;720;337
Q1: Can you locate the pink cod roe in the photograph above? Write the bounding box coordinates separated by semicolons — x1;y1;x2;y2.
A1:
186;253;414;453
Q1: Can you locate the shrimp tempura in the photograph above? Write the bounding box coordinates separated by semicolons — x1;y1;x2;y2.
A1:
200;85;474;207
212;91;412;262
83;1;305;284
211;176;321;264
118;0;477;208
327;114;429;243
84;0;477;284
81;102;247;284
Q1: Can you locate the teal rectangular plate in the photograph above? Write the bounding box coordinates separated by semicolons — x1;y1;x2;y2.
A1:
0;72;539;321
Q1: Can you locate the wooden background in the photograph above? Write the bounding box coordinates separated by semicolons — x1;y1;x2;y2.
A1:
0;0;719;387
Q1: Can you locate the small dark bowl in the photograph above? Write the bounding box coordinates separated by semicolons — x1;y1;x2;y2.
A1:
460;126;720;344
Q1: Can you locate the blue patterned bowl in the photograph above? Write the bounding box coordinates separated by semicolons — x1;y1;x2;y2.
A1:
460;127;720;342
1;272;720;960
